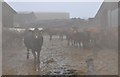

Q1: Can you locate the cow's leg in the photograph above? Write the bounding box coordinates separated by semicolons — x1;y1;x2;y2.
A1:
80;41;82;48
69;40;71;46
74;41;78;47
59;35;61;40
35;51;40;71
50;35;52;40
90;39;94;49
73;40;75;46
82;40;85;49
67;39;70;46
78;41;81;48
61;35;63;41
67;38;71;46
86;40;89;49
77;41;79;48
60;35;63;41
32;50;37;70
71;40;74;46
85;35;89;49
59;35;62;40
27;48;29;59
83;41;87;49
93;39;97;49
94;39;98;49
81;41;84;49
37;51;40;63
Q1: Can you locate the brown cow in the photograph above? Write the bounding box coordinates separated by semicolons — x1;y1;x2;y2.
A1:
84;27;102;49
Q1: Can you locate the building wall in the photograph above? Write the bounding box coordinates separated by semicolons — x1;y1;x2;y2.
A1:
110;8;118;27
35;12;69;20
2;2;16;27
14;12;69;27
14;12;37;27
94;2;118;28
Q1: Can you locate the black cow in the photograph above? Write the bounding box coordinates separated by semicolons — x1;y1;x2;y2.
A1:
74;31;90;49
24;28;43;71
66;30;90;49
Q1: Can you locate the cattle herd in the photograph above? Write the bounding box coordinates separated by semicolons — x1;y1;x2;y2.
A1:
44;27;118;50
2;26;118;71
66;27;105;49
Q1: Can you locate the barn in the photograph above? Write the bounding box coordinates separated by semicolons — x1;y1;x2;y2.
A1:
93;1;118;28
2;2;17;27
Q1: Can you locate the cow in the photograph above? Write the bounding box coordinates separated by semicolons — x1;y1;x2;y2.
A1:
44;28;66;41
74;31;90;49
84;27;102;49
23;28;43;71
24;29;33;59
66;28;91;49
66;29;76;46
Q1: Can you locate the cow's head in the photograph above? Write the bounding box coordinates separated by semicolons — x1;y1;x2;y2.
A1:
33;28;39;39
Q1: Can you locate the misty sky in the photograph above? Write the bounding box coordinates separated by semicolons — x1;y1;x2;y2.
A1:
5;1;103;19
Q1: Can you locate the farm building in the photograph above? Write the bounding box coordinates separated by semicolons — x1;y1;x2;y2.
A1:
2;2;17;27
93;1;118;28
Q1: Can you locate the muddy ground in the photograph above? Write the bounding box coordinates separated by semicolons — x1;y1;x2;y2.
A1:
2;35;118;75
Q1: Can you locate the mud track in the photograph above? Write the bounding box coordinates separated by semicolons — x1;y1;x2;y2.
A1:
2;36;118;75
